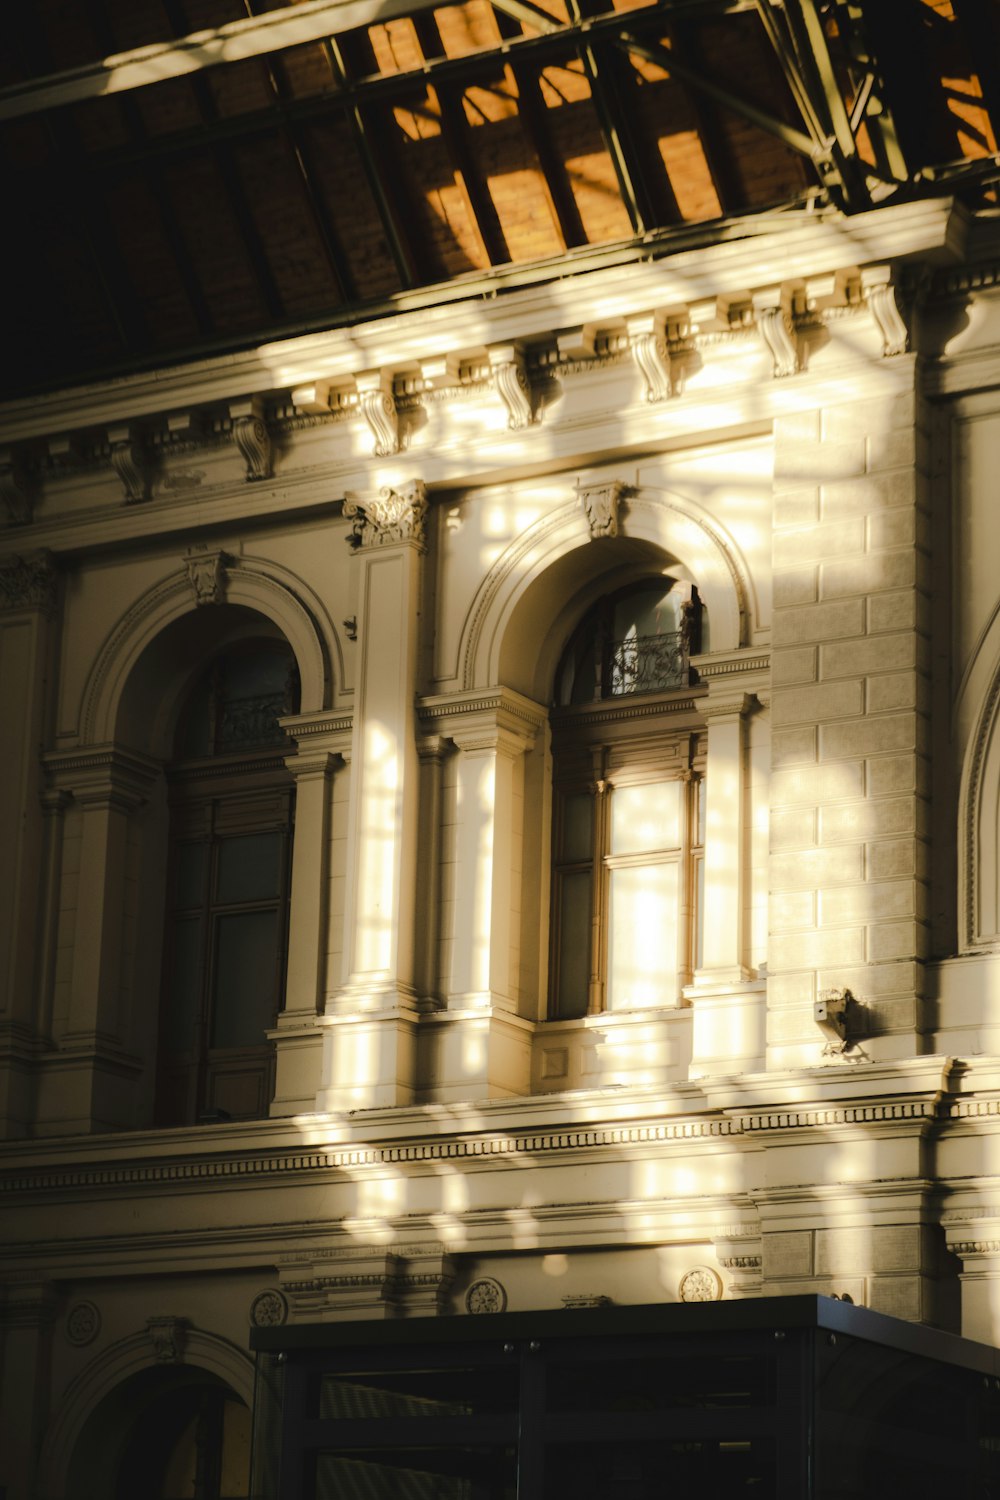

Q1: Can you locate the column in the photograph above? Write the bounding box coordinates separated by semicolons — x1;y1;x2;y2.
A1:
316;483;426;1110
0;1281;56;1500
0;553;58;1137
271;711;351;1114
417;689;544;1101
688;678;766;1077
40;747;158;1132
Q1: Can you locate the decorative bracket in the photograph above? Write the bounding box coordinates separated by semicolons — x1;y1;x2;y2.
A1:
861;265;908;356
488;344;533;430
344;480;428;551
107;425;148;504
229;397;272;480
185;547;228;607
356;370;400;457
752;288;798;378
627;313;672;402
579;479;624;538
0;448;32;525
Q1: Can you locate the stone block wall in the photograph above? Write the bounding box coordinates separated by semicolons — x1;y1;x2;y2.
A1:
768;371;932;1064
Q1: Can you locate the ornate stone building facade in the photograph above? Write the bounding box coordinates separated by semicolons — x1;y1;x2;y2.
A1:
3;0;1000;1493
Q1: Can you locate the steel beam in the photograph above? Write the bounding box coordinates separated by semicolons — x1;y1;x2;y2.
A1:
0;0;751;122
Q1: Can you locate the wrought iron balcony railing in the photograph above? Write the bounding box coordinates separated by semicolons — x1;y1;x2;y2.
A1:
608;629;688;696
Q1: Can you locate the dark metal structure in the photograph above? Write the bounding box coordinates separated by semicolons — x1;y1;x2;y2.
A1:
2;0;998;396
251;1294;1000;1499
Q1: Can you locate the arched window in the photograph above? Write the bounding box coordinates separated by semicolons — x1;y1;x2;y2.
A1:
549;578;704;1020
155;640;298;1126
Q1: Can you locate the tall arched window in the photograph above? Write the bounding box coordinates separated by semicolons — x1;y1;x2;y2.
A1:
549;578;704;1020
155;641;298;1126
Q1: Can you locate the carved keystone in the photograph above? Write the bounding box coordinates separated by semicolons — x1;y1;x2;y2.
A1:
579;479;624;539
185;548;228;607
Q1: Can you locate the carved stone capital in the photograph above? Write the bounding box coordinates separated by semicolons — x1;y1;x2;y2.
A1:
579;479;624;538
107;425;149;504
356;370;400;457
861;266;908;356
344;481;428;551
0;550;57;616
751;288;798;377
0;448;32;526
185;548;228;607
229;398;272;480
488;344;532;430
627;314;672;402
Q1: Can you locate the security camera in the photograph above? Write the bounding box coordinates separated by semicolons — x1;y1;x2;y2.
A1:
814;988;863;1052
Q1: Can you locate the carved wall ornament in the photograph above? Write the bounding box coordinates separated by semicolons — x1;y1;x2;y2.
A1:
356;371;400;457
0;551;57;615
250;1289;288;1327
678;1266;723;1303
489;344;533;430
579;479;625;538
185;548;228;607
0;448;32;525
465;1277;507;1314
344;481;428;550
65;1301;101;1346
861;266;908;356
229;398;272;480
146;1315;187;1363
627;314;672;402
752;290;798;377
107;425;148;504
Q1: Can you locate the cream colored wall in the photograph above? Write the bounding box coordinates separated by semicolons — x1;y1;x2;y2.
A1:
7;202;1000;1495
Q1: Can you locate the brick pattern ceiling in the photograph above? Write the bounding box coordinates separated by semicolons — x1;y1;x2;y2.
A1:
3;0;998;396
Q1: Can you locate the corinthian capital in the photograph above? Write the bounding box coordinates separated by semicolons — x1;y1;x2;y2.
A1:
344;481;428;551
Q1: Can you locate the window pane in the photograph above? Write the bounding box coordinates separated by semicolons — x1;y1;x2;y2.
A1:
608;863;678;1009
555;871;592;1020
212;910;280;1047
611;782;680;854
217;833;282;903
314;1449;517;1500
165;917;203;1051
561;793;593;863
174;842;207;908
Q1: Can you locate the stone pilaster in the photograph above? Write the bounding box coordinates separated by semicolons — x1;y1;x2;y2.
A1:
0;1280;56;1500
38;747;159;1132
416;689;545;1100
0;554;58;1137
271;710;352;1115
316;483;427;1110
768;357;931;1064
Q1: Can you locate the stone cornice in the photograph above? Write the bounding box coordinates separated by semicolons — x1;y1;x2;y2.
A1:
0;200;963;446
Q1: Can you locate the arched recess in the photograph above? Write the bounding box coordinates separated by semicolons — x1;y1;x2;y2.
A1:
37;1326;255;1499
459;485;750;697
80;555;337;750
959;645;1000;950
